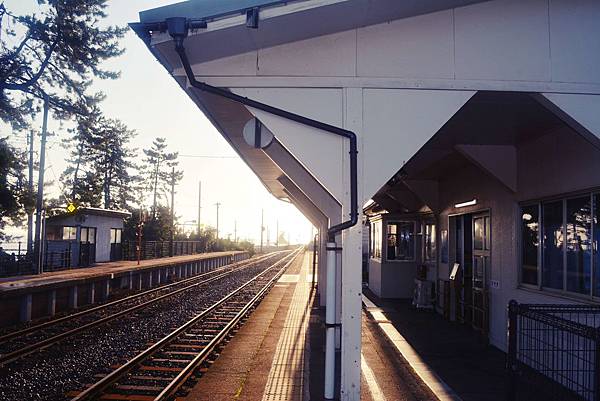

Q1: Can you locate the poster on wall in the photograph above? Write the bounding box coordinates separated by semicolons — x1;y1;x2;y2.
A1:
441;229;448;263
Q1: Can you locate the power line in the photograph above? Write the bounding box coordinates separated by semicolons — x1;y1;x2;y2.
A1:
178;154;237;159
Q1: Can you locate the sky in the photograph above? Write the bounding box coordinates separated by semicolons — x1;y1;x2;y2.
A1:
3;0;313;245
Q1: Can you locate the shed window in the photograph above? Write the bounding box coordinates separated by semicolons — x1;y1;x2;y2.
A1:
80;227;96;244
62;226;77;240
520;192;600;298
371;220;382;259
110;228;122;244
387;222;415;261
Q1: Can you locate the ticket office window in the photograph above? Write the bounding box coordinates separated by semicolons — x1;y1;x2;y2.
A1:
387;221;416;262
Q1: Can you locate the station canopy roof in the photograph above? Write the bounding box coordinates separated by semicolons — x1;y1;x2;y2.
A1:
132;0;489;205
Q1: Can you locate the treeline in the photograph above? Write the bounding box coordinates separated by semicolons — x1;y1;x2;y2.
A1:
0;1;252;254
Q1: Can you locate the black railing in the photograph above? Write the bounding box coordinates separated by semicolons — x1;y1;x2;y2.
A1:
121;241;206;261
0;241;72;277
507;301;600;401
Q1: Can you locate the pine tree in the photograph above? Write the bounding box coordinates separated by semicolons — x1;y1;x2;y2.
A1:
61;113;137;210
0;1;127;128
142;137;179;218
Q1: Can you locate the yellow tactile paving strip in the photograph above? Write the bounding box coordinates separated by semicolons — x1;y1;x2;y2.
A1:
262;254;312;401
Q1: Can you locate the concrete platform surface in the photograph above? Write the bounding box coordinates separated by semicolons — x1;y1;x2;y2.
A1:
363;288;507;401
184;252;437;401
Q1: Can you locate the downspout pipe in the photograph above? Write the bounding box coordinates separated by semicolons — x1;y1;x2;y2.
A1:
136;17;358;241
135;17;358;399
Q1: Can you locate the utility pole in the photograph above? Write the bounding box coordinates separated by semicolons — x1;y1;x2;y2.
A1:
260;209;264;253
234;220;237;243
26;130;35;255
33;94;49;274
197;181;202;234
169;166;175;257
215;202;221;240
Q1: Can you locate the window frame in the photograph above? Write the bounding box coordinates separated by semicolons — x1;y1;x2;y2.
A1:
370;218;382;261
110;228;122;244
62;226;77;241
385;220;416;263
423;221;437;264
519;191;599;302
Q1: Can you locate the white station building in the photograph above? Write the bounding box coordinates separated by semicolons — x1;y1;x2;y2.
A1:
133;1;600;399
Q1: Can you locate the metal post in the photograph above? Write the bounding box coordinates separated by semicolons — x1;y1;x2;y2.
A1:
170;166;175;257
197;181;202;234
27;130;34;255
595;327;600;401
312;234;318;288
215;202;221;240
325;242;337;400
33;94;49;274
260;208;264;253
507;300;519;401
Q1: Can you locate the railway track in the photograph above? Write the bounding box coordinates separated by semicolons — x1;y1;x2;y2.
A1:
68;248;302;401
0;251;286;367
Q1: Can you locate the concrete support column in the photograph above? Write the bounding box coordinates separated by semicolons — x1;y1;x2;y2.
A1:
101;280;110;301
340;87;362;401
136;273;142;290
157;269;162;285
20;293;32;322
148;271;153;288
48;290;56;317
89;283;96;304
177;266;182;279
68;286;78;309
340;225;362;401
129;272;134;290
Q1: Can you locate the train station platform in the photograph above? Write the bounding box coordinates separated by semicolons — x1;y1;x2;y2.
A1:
0;251;249;327
362;288;507;401
184;251;436;401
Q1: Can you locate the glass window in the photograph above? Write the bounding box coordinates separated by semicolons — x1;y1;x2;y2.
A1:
80;227;96;243
371;220;382;259
521;205;539;285
62;226;77;240
424;223;436;263
474;217;484;251
110;228;122;244
542;201;564;290
566;196;592;294
387;222;415;261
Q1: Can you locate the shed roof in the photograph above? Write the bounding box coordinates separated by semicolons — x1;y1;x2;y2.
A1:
46;207;131;223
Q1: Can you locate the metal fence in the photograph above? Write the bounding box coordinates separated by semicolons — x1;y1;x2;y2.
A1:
121;240;206;261
0;241;72;277
507;301;600;401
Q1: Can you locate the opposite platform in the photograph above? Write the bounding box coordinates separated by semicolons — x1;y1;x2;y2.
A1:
0;251;249;327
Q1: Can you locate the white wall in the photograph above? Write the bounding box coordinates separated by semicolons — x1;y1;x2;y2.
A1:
47;214;124;264
435;126;600;351
178;0;600;397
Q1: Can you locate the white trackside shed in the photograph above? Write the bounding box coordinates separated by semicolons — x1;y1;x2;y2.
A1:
133;1;600;399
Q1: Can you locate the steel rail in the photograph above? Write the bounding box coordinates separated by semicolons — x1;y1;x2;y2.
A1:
70;248;302;401
0;252;277;345
0;252;289;367
155;249;302;401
